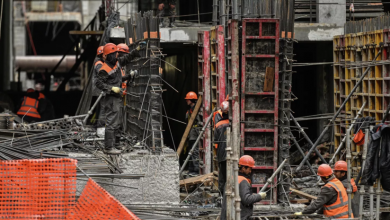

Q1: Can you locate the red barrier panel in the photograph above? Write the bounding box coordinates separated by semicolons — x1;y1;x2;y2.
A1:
67;178;139;220
0;158;77;219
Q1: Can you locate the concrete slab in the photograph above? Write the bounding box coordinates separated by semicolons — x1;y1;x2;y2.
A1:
294;23;344;41
25;12;82;24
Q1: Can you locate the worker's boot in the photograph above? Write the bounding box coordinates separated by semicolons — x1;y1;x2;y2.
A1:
115;133;121;150
105;130;121;154
158;8;165;28
169;5;176;28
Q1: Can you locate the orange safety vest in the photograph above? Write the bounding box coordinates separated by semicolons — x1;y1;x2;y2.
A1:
350;179;358;193
238;175;251;184
17;97;41;119
95;60;103;67
215;119;229;149
323;178;353;219
121;68;127;96
38;92;45;100
213;110;222;128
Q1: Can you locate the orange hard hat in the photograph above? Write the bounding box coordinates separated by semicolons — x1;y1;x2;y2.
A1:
185;91;198;100
239;155;255;168
334;160;348;171
221;101;229;112
97;46;104;55
117;43;129;53
317;164;333;177
103;43;117;56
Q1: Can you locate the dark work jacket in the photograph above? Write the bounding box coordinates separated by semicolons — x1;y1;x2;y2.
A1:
360;123;390;190
92;58;104;96
238;173;262;220
185;103;202;140
302;176;338;214
214;112;229;162
95;49;139;96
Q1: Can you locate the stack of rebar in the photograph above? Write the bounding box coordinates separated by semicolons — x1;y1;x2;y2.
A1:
125;11;163;152
345;14;390;34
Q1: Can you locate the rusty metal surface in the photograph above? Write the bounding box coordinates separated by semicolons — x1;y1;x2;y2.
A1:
217;25;226;104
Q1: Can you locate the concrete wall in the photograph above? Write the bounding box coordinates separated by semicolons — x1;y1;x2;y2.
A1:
316;0;346;27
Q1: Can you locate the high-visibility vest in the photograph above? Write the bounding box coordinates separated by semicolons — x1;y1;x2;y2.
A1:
351;179;357;193
17;97;41;119
323;178;353;219
213;110;222;128
214;118;229;149
38;92;45;100
100;62;118;75
94;60;103;67
238;175;251;184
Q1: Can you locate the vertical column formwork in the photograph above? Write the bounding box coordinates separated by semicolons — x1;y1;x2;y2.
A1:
198;31;212;174
241;19;279;204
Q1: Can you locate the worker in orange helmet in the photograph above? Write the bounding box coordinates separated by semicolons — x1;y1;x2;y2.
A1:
117;43;130;96
95;41;145;154
214;101;230;196
334;160;358;193
157;0;176;27
184;91;202;176
93;46;106;127
295;164;353;219
221;155;266;220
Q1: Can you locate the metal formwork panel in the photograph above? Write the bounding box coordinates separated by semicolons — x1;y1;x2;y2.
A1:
198;31;211;174
241;19;279;204
217;25;226;103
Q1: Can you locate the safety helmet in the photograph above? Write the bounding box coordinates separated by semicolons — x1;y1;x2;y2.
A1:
334;161;348;171
317;164;333;177
103;43;117;56
27;88;35;93
221;101;229;112
97;46;104;55
185;91;198;100
239;155;255;168
117;43;129;53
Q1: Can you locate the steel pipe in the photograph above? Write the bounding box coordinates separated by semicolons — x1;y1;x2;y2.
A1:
260;158;288;192
15;56;80;72
346;131;352;218
359;129;369;220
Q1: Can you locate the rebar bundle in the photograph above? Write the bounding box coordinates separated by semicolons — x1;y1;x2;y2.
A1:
125;11;163;152
345;14;390;34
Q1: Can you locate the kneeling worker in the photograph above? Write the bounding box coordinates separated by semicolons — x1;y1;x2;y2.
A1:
334;160;357;193
295;164;353;219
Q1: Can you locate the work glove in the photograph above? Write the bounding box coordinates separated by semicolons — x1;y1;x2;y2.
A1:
258;192;267;199
111;87;121;93
294;212;302;216
136;41;147;50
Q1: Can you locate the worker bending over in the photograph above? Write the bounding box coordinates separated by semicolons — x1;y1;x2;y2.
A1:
17;88;43;123
334;160;357;193
214;101;230;195
93;46;106;127
95;42;145;154
157;0;176;27
185;91;202;176
295;164;353;219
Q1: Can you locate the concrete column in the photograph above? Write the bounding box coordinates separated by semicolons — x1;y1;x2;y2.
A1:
316;0;346;26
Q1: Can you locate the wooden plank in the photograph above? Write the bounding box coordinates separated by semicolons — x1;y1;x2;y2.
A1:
263;67;275;92
290;199;310;204
180;172;214;187
177;95;203;156
290;188;318;200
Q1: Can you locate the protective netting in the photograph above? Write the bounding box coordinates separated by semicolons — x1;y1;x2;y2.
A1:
67;178;139;220
0;158;77;219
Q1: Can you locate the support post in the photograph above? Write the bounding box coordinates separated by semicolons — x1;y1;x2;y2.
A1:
329;101;367;165
359;129;369;220
260;159;288;192
212;0;218;25
225;127;232;220
346;131;352;218
376;178;381;220
296;48;382;173
290;114;327;164
369;186;374;220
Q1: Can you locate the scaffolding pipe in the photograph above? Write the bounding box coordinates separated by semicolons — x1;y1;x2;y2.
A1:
290;114;327;164
232;0;238;20
296;48;382;173
329;102;367;165
346;131;352;218
83;91;104;125
289;132;317;176
369;186;374;220
220;0;226;27
376;178;381;220
225;127;233;220
212;0;218;25
179;110;215;175
359;129;369;220
260;159;288;192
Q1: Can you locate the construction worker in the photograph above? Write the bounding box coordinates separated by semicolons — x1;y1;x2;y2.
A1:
185;91;202;176
93;46;106;127
157;0;176;27
35;91;55;121
334;160;358;193
295;164;353;219
17;88;42;123
214;101;230;195
221;155;267;220
95;42;145;154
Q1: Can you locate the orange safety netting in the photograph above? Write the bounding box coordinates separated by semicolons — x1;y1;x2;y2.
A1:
0;158;77;219
67;178;140;220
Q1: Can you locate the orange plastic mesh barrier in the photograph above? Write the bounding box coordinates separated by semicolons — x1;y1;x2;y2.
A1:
67;178;140;220
0;158;77;219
